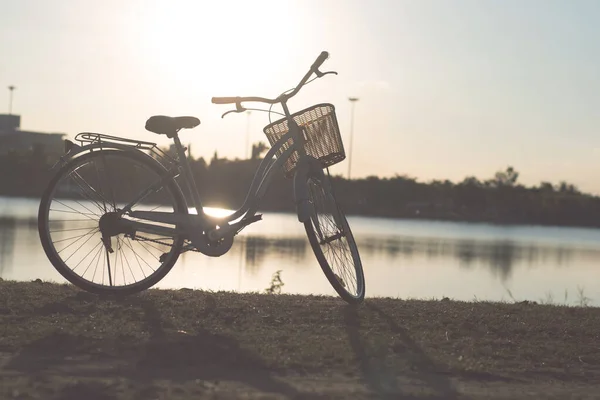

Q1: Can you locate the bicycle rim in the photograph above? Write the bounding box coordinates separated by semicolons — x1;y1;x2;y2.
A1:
38;150;186;294
305;175;365;303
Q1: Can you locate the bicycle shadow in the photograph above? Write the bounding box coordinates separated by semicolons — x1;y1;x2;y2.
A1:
343;303;465;400
4;293;311;400
5;290;470;399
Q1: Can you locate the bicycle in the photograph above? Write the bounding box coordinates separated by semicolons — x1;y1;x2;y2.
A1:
38;51;366;304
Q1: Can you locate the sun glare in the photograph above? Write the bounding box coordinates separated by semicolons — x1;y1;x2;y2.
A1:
202;207;236;218
137;0;295;95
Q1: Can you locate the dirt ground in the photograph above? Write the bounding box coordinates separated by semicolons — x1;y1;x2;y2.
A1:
1;280;599;399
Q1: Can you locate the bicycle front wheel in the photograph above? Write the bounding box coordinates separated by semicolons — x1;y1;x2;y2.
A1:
304;173;365;304
38;149;187;295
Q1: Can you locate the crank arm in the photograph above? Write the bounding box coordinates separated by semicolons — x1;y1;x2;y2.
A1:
207;214;263;241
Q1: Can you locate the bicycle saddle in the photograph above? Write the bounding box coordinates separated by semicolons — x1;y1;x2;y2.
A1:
145;116;200;138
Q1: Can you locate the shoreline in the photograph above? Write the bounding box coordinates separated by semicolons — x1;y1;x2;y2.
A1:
2;194;600;232
1;280;600;399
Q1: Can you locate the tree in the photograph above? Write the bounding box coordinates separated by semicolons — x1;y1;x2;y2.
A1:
538;181;554;193
460;176;481;187
558;181;579;195
210;151;219;167
251;141;268;160
491;166;519;187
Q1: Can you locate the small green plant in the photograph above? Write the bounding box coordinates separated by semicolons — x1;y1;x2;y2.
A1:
265;270;284;294
503;286;596;308
577;286;592;307
539;291;554;305
504;287;517;303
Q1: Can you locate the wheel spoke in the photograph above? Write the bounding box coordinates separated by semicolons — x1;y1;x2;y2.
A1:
94;160;109;213
40;150;183;293
124;237;150;277
55;191;102;219
50;202;98;220
137;240;161;261
117;237;127;285
72;240;104;273
90;243;104;282
57;228;99;255
52;227;98;244
307;177;363;301
68;169;110;214
63;229;100;263
81;242;104;278
50;226;99;233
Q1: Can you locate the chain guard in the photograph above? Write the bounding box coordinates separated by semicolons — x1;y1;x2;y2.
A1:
130;231;234;258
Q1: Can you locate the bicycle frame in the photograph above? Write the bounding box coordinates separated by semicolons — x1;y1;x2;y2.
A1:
57;51;334;245
116;101;322;241
130;125;296;224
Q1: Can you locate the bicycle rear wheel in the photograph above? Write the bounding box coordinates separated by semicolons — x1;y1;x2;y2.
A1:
304;173;365;304
38;149;187;295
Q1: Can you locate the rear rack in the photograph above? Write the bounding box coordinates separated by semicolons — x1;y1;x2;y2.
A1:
74;132;179;168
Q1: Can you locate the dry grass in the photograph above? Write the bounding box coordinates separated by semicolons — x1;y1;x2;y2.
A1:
1;280;600;399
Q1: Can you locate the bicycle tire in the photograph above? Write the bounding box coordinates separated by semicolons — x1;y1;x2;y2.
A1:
38;149;187;295
303;173;365;304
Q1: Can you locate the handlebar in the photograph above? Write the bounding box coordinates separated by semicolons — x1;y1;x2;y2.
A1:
211;95;279;105
211;97;238;105
211;51;335;113
311;51;329;71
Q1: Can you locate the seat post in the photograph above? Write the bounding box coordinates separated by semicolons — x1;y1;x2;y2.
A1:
172;133;204;215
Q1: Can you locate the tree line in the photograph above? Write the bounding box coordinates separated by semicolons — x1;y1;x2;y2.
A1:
1;144;599;228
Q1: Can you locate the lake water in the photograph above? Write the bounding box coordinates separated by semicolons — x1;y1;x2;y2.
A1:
2;196;600;306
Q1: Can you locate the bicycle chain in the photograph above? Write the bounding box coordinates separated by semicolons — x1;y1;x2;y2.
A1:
129;234;201;253
130;222;246;256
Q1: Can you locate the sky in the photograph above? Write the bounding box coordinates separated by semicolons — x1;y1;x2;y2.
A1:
1;0;600;193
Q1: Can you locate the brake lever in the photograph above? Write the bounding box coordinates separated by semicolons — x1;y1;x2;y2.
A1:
221;109;242;118
221;101;247;119
315;70;338;78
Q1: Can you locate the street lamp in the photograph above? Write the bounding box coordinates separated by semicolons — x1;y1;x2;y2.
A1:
245;110;251;159
347;97;359;179
8;86;16;115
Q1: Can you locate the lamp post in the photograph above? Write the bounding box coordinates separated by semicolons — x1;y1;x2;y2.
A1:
347;97;359;179
245;110;251;159
8;86;16;115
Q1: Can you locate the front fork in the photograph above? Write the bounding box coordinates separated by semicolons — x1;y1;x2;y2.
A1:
294;156;323;223
293;156;342;241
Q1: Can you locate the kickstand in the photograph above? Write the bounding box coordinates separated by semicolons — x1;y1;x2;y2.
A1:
101;235;114;253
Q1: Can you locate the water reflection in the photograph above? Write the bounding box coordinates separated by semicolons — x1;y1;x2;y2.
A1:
189;233;595;284
2;195;600;304
242;236;308;274
0;214;595;283
346;236;586;282
0;218;17;277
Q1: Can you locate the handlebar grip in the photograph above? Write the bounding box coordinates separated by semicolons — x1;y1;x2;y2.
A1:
311;51;329;70
211;96;239;104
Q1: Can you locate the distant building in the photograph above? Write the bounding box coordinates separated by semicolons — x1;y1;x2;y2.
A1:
0;114;65;160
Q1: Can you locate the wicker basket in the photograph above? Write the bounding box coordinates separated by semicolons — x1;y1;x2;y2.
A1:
263;103;345;178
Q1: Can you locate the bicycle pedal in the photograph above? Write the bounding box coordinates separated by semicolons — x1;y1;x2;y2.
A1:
247;214;263;224
236;214;262;228
233;214;263;236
